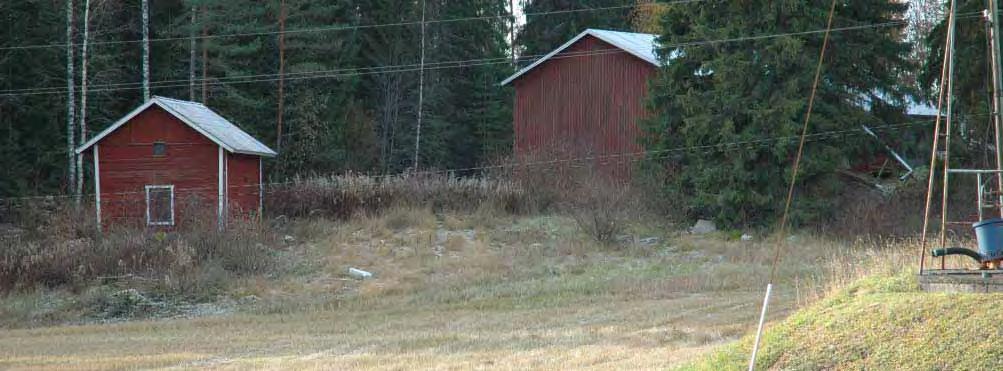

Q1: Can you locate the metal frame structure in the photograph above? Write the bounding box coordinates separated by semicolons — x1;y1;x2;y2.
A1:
920;0;1003;273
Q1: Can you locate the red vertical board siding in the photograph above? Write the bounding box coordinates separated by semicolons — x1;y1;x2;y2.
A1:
98;106;219;226
512;36;655;178
226;153;261;218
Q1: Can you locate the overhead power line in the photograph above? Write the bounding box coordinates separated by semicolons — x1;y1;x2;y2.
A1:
0;117;943;202
0;0;708;52
3;15;972;98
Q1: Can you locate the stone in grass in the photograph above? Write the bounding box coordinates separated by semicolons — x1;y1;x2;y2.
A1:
283;235;296;244
689;219;717;235
348;267;373;280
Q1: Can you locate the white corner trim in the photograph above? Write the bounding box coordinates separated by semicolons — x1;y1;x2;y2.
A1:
218;146;225;228
93;144;101;231
258;157;264;216
144;184;175;226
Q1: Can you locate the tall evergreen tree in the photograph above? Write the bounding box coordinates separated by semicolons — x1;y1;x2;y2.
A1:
644;0;911;226
516;0;634;60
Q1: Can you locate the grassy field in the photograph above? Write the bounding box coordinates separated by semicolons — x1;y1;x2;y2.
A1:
0;210;898;370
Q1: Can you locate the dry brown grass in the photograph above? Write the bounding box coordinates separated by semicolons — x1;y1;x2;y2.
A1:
0;206;903;370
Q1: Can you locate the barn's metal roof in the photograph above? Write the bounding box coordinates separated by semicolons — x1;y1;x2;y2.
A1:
500;29;660;86
858;91;939;117
76;96;277;157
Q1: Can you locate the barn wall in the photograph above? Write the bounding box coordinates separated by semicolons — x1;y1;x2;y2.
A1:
97;106;219;226
226;153;261;218
512;36;656;177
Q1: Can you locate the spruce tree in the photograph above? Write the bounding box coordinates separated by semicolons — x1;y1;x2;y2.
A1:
516;0;635;60
645;0;911;226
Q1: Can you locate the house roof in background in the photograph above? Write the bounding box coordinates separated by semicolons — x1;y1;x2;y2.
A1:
500;29;660;86
76;96;278;157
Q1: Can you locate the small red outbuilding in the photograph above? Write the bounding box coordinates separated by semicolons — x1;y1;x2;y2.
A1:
75;96;277;228
501;29;660;176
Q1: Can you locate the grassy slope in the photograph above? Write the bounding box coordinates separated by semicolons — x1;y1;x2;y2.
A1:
684;271;1003;370
0;214;807;370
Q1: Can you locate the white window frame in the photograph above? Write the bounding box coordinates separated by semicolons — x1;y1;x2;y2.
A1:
145;185;175;226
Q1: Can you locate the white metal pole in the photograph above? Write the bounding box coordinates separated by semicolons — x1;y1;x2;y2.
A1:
748;283;772;371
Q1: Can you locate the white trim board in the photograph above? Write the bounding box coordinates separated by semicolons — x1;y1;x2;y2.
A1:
93;145;101;231
500;29;660;86
145;184;175;226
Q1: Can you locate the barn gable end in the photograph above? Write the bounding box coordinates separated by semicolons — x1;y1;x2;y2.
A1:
76;97;276;228
502;29;659;177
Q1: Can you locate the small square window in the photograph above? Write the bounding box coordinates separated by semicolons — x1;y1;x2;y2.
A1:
146;185;174;226
152;142;167;156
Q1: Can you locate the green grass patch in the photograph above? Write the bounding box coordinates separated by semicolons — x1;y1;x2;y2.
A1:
683;270;1003;370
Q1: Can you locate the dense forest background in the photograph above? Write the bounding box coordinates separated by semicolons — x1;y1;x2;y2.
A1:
0;0;641;197
0;0;983;228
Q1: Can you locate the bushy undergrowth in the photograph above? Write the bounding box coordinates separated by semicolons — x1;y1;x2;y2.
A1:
265;172;534;219
0;204;275;295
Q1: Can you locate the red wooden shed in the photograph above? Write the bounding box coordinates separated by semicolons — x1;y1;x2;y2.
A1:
501;29;660;176
75;96;277;228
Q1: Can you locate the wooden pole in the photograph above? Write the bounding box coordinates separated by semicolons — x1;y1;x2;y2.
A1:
939;0;958;270
988;0;1003;217
919;0;957;274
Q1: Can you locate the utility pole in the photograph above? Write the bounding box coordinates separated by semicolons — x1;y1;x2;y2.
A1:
66;0;76;194
142;0;150;101
276;0;286;151
413;0;426;169
987;0;1003;217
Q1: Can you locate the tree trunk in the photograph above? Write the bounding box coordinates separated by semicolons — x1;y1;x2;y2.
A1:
142;0;150;101
189;4;196;100
277;0;286;151
201;5;208;103
66;0;76;194
413;0;426;169
76;0;91;205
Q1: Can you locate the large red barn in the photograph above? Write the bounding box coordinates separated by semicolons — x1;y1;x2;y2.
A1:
501;29;660;176
75;96;277;229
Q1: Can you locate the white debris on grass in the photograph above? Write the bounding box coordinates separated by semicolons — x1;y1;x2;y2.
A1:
348;267;373;280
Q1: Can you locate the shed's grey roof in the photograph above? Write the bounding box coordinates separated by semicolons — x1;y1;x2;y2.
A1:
501;29;660;86
76;96;277;157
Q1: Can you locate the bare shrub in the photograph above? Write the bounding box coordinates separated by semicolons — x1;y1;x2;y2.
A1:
563;174;634;244
264;172;532;219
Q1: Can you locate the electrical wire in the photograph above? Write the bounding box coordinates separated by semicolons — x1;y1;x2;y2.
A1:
0;0;707;52
4;15;981;98
0;117;940;202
